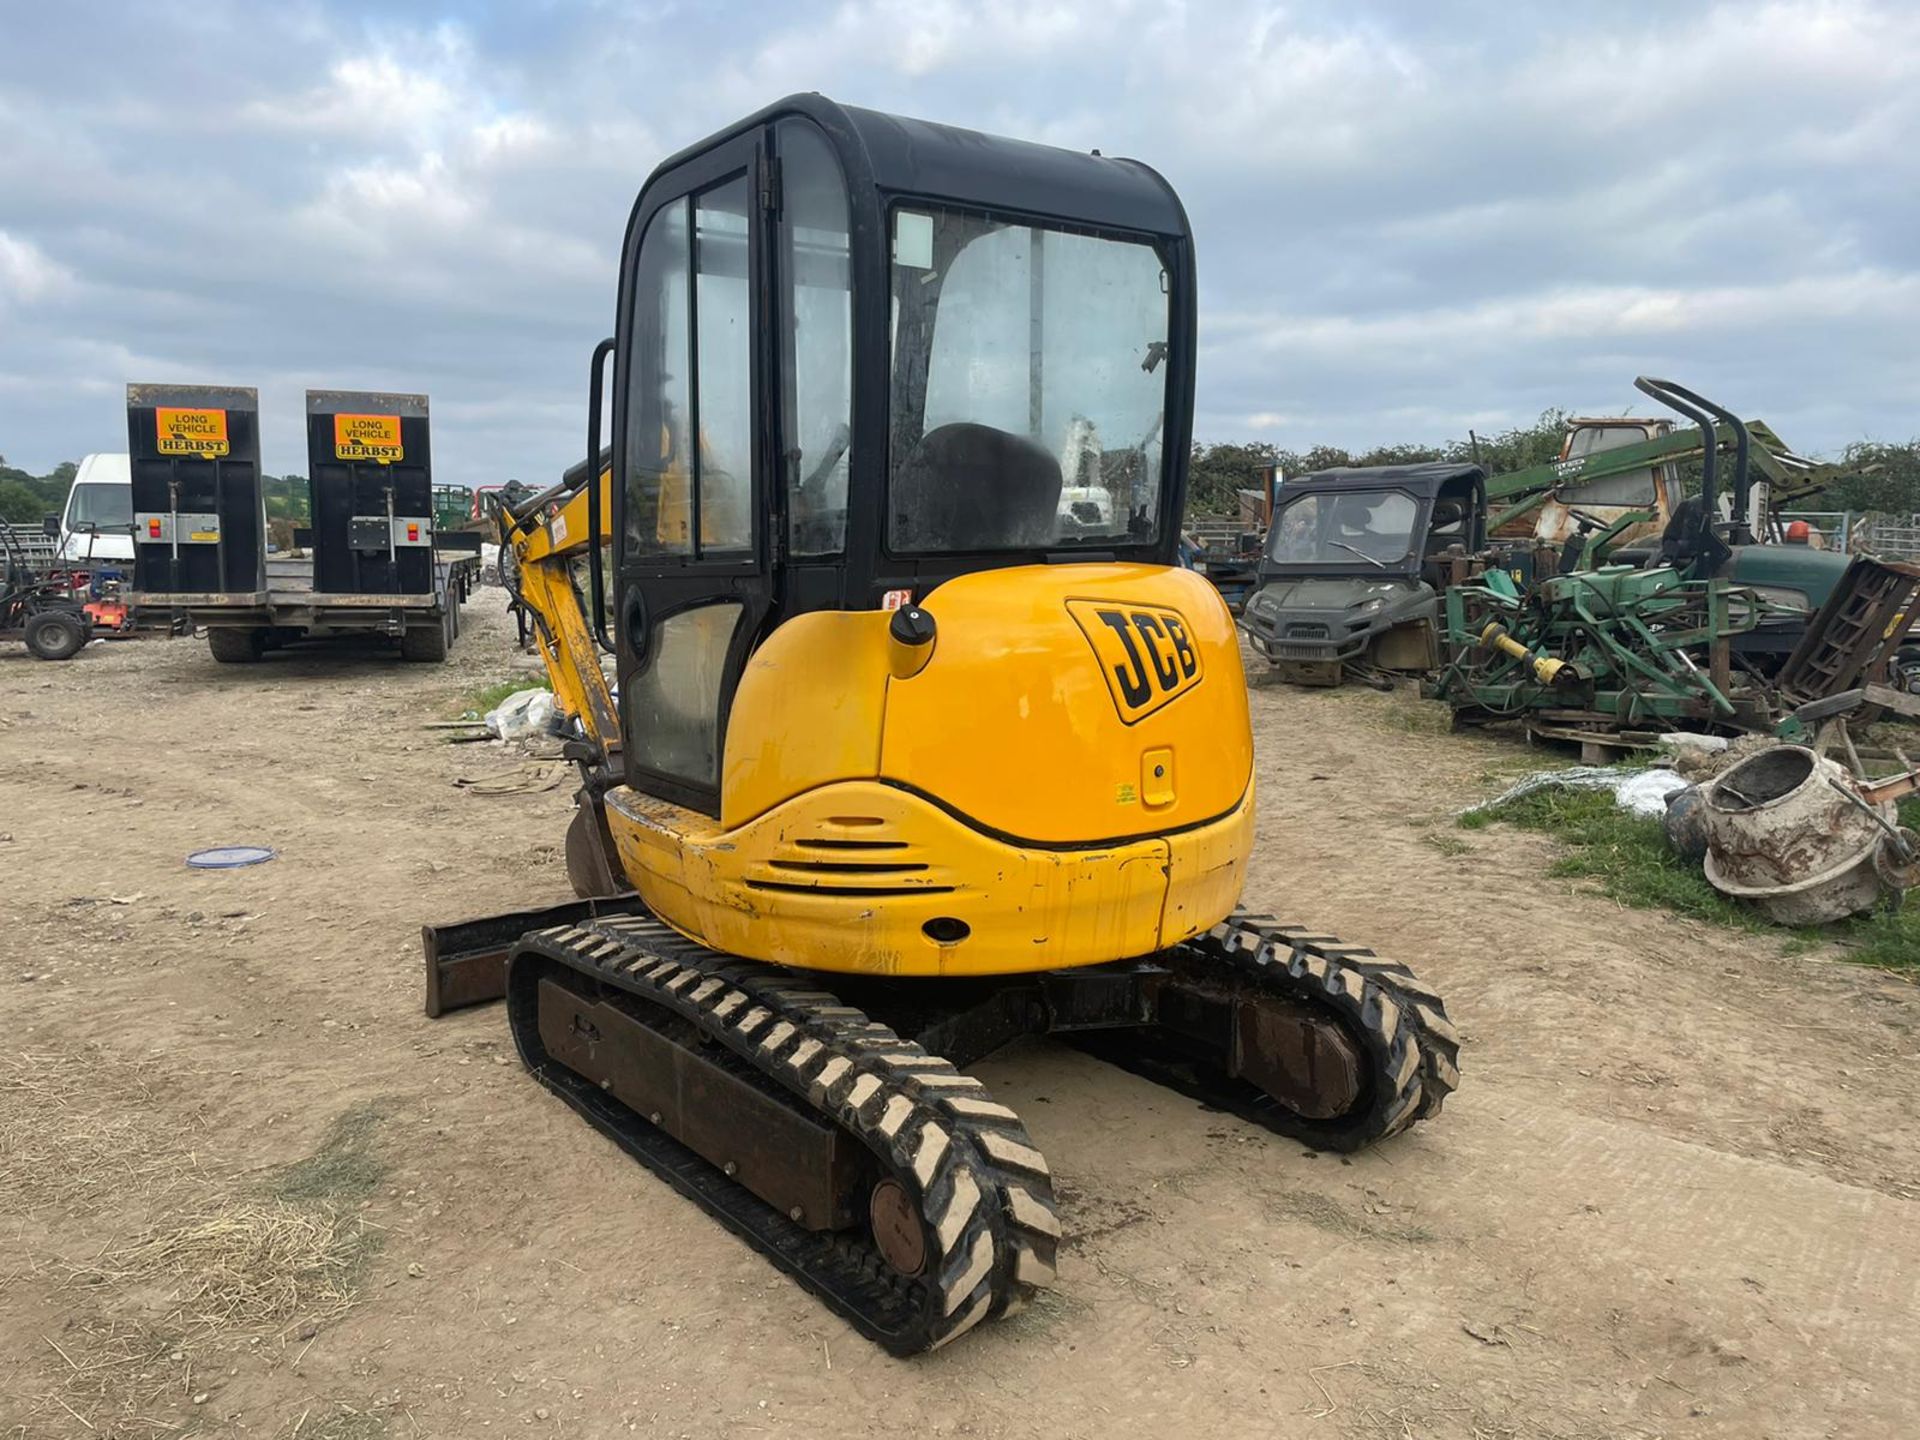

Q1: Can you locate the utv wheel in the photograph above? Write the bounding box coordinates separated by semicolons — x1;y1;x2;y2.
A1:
400;616;450;663
25;610;87;661
208;627;267;664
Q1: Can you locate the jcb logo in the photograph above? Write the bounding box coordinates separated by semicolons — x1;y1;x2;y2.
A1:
1066;600;1203;723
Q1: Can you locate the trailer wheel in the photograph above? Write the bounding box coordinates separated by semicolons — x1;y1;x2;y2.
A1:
25;610;88;661
400;615;450;663
208;627;268;664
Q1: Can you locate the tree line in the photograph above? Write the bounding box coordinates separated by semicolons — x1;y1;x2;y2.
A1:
1187;413;1920;518
8;423;1919;529
0;456;312;528
0;456;77;525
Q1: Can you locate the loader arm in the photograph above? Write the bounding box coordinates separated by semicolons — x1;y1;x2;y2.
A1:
1487;416;1867;547
495;468;620;751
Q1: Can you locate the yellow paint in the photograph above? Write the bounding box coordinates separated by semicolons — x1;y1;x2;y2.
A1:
499;467;620;748
334;413;403;463
1480;620;1567;685
595;560;1254;976
1140;746;1175;808
155;407;228;458
1064;597;1204;722
718;563;1248;846
603;776;1253;977
721;610;892;828
877;564;1249;845
502;482;1258;972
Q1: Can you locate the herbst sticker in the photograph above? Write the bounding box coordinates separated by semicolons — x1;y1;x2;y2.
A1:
155;407;230;458
334;413;404;463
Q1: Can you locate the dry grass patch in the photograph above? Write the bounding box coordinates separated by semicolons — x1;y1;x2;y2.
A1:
16;1095;392;1434
72;1198;372;1338
0;1049;207;1214
32;1317;186;1437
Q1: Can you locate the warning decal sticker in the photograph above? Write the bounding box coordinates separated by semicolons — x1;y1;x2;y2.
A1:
155;407;230;458
334;414;404;463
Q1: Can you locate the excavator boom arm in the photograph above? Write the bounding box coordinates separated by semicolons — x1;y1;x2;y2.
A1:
496;470;620;750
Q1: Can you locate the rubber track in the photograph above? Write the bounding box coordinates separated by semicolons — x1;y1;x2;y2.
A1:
506;914;1060;1355
1159;908;1462;1150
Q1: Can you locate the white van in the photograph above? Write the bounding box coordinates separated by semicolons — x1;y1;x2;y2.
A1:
57;453;134;564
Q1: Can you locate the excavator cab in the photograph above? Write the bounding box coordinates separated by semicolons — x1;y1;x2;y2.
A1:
601;97;1194;811
429;96;1457;1358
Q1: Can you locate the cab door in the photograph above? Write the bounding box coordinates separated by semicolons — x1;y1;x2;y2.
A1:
614;131;773;815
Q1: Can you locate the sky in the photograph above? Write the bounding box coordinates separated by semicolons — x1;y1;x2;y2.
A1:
1;0;1917;484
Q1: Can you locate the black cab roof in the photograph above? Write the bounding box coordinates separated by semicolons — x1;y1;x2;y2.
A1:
649;94;1189;238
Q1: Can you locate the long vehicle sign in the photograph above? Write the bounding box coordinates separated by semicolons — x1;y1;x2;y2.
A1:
334;413;404;463
155;407;230;458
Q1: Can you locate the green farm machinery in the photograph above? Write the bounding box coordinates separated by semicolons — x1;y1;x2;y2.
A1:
1480;403;1853;570
1429;378;1920;754
1241;376;1869;690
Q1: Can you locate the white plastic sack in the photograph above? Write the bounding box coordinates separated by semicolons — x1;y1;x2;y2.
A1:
1463;765;1689;821
1613;770;1692;818
485;688;559;741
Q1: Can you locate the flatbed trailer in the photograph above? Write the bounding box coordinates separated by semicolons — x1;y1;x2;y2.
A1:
129;548;480;663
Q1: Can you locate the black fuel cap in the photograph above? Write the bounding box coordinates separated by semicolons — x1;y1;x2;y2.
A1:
889;604;936;647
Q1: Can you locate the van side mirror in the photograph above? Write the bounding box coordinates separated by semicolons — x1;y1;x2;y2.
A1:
43;514;61;537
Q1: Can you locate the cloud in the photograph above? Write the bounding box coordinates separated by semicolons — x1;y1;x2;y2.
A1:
0;231;76;306
0;0;1916;484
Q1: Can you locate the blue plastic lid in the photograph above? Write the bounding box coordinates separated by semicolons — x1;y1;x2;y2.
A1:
187;846;277;869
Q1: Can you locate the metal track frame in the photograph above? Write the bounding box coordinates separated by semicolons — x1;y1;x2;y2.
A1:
477;905;1460;1353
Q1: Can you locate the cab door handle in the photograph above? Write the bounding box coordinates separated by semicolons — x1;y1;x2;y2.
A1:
623;590;649;663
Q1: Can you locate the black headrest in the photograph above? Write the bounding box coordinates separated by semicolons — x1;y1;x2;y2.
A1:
893;423;1063;551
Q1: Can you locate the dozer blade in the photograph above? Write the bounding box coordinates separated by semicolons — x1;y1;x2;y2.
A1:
422;893;645;1017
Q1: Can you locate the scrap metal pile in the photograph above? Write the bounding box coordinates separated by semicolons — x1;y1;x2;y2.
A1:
1237;376;1883;697
1426;380;1920;756
1433;550;1920;753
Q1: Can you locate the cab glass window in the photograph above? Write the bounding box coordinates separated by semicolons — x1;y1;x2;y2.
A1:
1559;424;1666;507
66;483;134;531
693;180;752;553
1267;489;1419;566
623;602;741;787
778;120;852;557
887;207;1170;553
623;177;754;561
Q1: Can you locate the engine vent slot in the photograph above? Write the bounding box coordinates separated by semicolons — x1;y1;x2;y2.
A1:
746;880;956;898
771;860;930;875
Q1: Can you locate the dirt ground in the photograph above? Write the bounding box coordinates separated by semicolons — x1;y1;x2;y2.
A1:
3;589;1917;1440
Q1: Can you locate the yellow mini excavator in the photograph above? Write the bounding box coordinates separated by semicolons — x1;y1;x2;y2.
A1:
424;96;1459;1355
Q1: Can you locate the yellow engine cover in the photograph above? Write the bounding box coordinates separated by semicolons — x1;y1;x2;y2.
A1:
602;562;1255;977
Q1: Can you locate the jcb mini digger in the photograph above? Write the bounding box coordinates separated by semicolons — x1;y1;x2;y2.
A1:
426;96;1458;1354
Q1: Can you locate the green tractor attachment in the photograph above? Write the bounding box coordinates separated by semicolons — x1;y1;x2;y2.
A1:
1429;378;1920;755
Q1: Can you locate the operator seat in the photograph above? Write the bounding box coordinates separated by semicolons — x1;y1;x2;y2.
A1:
892;422;1064;550
1655;497;1706;569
